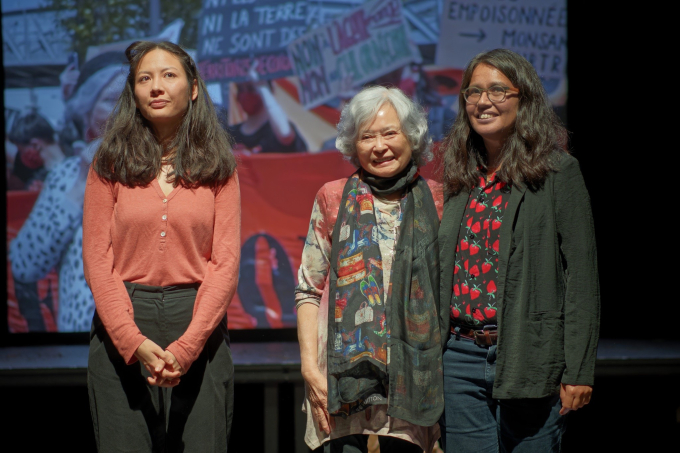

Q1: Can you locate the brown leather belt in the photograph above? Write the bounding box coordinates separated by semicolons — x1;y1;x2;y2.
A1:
451;324;498;347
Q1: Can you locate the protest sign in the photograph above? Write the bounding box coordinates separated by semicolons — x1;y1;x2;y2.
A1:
287;0;421;109
198;0;308;83
436;0;566;84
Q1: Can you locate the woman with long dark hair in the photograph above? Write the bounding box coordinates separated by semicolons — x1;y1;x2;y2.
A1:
437;49;599;452
83;41;239;452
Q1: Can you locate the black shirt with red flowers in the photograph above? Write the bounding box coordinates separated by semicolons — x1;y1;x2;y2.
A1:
450;173;511;328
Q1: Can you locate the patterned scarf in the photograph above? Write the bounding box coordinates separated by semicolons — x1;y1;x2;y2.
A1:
326;162;444;426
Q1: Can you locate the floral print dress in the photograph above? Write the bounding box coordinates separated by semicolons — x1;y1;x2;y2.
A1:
295;178;443;451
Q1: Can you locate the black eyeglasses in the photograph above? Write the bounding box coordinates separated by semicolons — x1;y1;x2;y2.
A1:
462;85;519;104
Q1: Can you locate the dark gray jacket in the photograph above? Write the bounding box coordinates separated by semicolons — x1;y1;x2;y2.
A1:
438;153;600;399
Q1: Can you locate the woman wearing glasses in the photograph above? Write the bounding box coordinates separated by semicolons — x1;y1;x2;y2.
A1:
437;49;600;452
295;85;444;452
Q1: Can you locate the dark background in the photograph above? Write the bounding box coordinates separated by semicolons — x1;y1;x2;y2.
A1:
2;1;678;452
567;5;671;338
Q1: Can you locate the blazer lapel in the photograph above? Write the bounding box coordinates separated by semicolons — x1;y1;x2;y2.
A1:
496;184;527;315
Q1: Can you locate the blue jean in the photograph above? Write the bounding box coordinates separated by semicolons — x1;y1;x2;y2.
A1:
439;333;564;453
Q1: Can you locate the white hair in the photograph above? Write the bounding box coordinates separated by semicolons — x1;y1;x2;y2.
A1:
335;85;432;167
65;65;126;129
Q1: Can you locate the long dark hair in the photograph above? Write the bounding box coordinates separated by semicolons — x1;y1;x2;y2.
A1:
93;41;236;187
441;49;567;195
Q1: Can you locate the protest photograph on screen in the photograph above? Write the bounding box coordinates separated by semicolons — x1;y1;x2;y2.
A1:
3;0;567;333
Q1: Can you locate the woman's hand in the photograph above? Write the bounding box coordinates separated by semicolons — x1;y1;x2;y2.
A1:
559;383;592;415
304;369;331;435
133;340;183;387
297;303;329;433
133;339;169;384
155;350;184;387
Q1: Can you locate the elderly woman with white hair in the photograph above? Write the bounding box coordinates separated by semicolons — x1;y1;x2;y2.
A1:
295;85;444;452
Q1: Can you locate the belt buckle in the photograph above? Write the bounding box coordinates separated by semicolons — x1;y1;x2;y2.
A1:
474;325;497;347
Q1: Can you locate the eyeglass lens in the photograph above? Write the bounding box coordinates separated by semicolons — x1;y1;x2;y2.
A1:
464;86;508;104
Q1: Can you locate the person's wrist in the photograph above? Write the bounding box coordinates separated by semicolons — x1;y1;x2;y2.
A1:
301;365;321;382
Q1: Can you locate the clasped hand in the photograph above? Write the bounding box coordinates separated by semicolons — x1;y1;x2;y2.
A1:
134;339;184;387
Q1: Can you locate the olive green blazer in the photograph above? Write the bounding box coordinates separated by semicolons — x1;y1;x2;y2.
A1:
438;153;600;399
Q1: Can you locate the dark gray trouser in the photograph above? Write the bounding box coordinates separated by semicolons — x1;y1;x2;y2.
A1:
323;435;424;453
88;282;234;453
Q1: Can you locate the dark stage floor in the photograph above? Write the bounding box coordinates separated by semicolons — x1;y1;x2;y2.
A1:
3;375;678;452
2;340;679;452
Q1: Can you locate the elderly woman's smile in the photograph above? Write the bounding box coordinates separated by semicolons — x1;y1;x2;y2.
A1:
356;104;413;178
